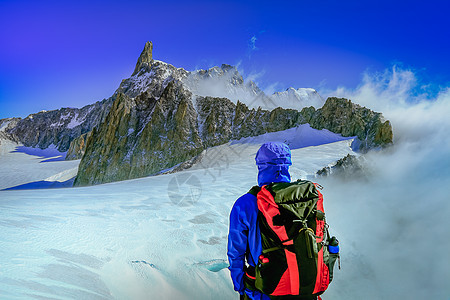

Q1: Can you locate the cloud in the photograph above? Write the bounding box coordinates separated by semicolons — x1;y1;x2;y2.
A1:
321;66;450;143
247;35;258;59
247;30;265;58
249;35;258;51
320;67;450;299
245;69;265;83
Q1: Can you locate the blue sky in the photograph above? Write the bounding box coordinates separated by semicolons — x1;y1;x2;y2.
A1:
1;0;449;119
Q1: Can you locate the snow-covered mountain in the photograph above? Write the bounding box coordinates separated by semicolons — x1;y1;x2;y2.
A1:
1;41;392;187
2;99;112;152
0;41;322;153
271;87;325;109
183;64;275;109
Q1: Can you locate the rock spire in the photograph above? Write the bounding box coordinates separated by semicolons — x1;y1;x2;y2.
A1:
132;41;153;76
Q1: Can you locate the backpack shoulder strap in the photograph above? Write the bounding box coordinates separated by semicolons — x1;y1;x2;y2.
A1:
312;182;325;214
247;185;261;196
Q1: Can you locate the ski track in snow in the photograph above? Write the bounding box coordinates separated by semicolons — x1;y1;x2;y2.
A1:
0;127;358;299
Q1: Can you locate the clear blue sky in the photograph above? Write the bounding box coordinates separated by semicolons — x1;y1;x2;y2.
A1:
1;0;449;119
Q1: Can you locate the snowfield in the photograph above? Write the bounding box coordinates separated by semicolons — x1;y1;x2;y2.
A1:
0;138;79;190
1;120;448;299
0;125;356;299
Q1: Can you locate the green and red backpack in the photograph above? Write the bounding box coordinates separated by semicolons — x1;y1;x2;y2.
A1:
247;179;339;298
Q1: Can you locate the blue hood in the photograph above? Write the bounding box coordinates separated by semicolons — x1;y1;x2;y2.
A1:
255;142;292;187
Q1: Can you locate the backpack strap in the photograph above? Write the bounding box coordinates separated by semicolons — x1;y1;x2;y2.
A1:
248;185;261;196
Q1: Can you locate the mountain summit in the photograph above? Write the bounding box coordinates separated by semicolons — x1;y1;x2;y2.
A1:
132;41;153;76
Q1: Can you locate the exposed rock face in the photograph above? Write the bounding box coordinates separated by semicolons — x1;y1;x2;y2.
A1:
74;82;203;186
316;154;369;180
119;59;189;99
302;97;393;151
65;131;92;160
74;88;312;186
5;99;113;152
0;118;21;141
132;41;153;76
196;96;305;148
2;42;186;154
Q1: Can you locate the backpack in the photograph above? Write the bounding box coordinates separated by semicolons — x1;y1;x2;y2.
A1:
247;180;339;298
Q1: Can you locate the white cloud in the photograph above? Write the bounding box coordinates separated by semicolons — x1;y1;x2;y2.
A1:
247;32;264;58
249;35;257;51
320;67;450;299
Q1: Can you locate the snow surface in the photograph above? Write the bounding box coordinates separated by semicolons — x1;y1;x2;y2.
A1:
0;120;11;131
2;120;446;299
66;113;82;129
0;139;79;190
270;87;325;109
231;124;354;149
0;126;357;299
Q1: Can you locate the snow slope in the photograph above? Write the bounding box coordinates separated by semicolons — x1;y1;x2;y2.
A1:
270;87;325;109
0;138;79;190
1;121;447;299
0;127;356;299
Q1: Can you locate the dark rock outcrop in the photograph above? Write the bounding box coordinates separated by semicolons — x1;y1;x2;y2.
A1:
5;98;113;152
132;41;153;76
74;82;203;186
302;97;393;151
65;131;92;160
74;93;393;186
0;118;21;141
1;42;327;154
74;92;312;186
196;96;305;148
316;154;369;180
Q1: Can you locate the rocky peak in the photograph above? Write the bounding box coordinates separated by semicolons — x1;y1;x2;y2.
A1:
73;82;203;186
5;99;113;152
316;154;369;180
117;59;189;99
302;97;393;151
132;41;153;76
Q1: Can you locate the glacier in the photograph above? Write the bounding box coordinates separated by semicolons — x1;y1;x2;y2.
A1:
0;126;356;299
1;111;448;299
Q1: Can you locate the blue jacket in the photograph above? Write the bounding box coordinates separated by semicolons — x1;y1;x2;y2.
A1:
227;142;292;299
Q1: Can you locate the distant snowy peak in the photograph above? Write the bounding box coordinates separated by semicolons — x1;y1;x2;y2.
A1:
4;99;113;152
117;42;324;111
183;64;324;111
270;87;325;109
114;41;190;99
183;64;272;110
115;59;189;99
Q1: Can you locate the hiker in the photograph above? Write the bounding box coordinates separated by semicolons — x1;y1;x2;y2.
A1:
227;142;339;300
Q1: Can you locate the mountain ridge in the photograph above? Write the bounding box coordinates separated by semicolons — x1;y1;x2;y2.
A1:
0;41;393;186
